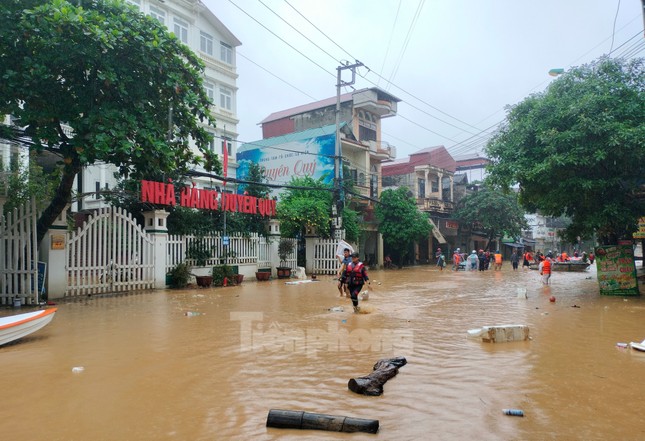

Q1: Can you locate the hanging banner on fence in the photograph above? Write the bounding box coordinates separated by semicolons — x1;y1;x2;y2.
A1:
140;180;276;217
595;244;639;296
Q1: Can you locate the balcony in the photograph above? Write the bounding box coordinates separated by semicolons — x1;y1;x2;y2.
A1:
352;89;398;118
417;197;454;214
365;140;396;160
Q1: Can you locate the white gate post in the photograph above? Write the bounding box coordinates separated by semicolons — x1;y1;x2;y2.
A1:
143;210;170;289
267;219;281;277
304;225;317;274
41;204;69;299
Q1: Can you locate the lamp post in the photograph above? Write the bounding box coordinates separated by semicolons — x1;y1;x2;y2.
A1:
548;68;564;77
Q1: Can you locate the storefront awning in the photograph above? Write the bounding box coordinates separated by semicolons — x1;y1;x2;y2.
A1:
504;243;525;248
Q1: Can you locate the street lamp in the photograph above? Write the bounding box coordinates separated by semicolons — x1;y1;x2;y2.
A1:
548;68;565;77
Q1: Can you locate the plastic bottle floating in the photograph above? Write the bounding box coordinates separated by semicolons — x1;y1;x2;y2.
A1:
185;311;202;317
502;409;524;417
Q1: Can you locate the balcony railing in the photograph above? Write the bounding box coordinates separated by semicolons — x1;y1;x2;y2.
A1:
365;140;396;160
417;197;454;213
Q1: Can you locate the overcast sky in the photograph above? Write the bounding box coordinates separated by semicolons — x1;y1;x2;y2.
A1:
202;0;644;160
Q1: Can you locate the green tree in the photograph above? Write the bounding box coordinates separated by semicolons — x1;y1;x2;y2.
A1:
453;189;528;251
486;57;645;244
0;0;219;244
276;175;360;240
0;152;59;216
375;187;433;264
231;162;271;236
277;176;333;238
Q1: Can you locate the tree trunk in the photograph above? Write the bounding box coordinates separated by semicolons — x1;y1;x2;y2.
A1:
348;356;407;396
36;162;79;246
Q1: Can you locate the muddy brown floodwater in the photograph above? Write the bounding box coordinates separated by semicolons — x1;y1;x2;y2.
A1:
1;265;644;440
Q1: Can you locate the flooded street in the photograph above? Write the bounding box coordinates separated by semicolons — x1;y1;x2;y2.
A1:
1;265;644;440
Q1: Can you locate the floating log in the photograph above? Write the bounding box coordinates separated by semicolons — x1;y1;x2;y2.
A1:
348;356;407;396
266;409;379;434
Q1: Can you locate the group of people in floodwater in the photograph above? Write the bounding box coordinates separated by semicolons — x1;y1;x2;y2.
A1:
435;248;506;272
434;247;596;283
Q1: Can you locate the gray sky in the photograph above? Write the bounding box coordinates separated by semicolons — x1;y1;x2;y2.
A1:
203;0;644;160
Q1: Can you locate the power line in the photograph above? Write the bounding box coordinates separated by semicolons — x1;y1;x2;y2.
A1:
226;0;335;80
608;0;622;53
255;0;340;64
237;51;318;101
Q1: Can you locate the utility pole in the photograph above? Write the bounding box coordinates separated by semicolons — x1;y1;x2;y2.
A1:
333;60;363;238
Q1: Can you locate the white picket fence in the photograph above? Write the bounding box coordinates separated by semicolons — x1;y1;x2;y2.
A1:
1;200;333;300
166;233;296;272
0;200;40;305
65;207;155;296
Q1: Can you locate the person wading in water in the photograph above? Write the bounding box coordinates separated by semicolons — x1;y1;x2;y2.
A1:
346;252;369;313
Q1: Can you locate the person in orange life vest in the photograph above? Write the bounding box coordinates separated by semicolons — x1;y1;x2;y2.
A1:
561;251;569;261
452;248;461;271
539;257;552;285
346;252;369;313
493;250;503;270
522;250;533;270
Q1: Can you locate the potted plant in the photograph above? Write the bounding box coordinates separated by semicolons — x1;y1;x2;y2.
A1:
277;238;295;279
212;264;235;286
167;262;191;288
255;267;271;281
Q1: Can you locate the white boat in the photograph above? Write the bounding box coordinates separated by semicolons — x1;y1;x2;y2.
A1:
629;340;645;352
0;308;57;346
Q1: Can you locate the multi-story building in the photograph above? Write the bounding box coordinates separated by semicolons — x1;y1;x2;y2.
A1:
238;87;401;266
381;145;458;261
77;0;241;211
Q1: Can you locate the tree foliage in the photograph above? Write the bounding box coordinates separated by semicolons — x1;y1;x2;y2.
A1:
0;153;59;216
453;189;528;250
0;0;218;244
277;176;333;238
276;175;360;240
375;187;433;263
485;57;645;244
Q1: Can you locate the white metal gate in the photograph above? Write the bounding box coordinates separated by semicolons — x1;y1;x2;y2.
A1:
66;207;154;296
312;238;340;275
0;200;39;305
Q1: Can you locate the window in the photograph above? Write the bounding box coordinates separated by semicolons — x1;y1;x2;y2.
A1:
149;6;165;25
200;31;214;55
358;110;377;142
207;132;216;152
431;177;439;193
94;182;108;200
220;41;232;64
370;166;378;198
221;138;232;156
418;178;426;198
173;17;188;44
219;87;232;110
125;0;141;10
359;125;376;142
204;81;215;102
349;169;358;184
